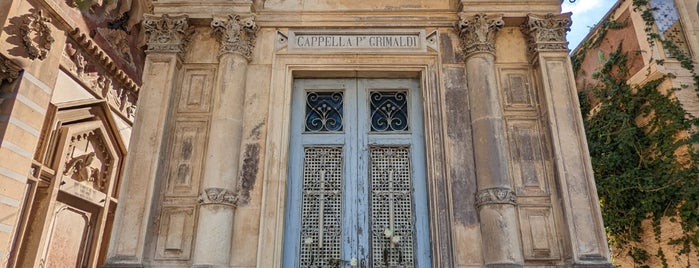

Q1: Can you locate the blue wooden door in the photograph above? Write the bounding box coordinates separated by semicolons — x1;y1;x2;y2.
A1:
284;79;430;267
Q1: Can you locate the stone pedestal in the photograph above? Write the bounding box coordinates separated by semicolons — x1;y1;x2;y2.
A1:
457;13;524;267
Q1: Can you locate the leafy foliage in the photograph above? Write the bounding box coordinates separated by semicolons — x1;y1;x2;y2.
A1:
576;1;699;264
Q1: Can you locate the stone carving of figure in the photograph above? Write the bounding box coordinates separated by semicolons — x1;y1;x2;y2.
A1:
64;152;105;189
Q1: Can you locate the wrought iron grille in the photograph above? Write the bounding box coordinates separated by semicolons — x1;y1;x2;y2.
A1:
305;91;344;132
370;91;409;132
300;147;343;267
370;146;415;267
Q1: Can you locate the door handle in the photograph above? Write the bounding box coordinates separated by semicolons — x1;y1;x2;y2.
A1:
360;259;366;268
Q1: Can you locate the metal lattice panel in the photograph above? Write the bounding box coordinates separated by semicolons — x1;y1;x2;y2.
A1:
370;146;415;267
300;147;343;267
370;91;409;132
306;91;344;132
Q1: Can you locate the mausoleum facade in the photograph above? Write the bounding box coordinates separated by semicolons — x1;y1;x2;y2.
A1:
0;0;614;267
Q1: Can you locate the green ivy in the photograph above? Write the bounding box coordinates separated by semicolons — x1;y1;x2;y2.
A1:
576;0;699;265
582;45;699;265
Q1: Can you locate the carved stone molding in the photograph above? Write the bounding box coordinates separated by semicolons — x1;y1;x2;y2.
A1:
475;187;517;207
143;14;192;57
1;55;21;86
211;14;258;61
19;9;55;60
455;13;504;58
198;188;240;207
62;40;139;121
522;13;572;59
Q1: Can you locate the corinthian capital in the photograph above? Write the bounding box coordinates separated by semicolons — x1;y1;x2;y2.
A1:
211;14;258;61
522;13;572;58
1;55;21;85
143;14;192;57
455;13;504;58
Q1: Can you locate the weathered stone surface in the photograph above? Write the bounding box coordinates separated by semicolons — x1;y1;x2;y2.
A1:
1;1;615;267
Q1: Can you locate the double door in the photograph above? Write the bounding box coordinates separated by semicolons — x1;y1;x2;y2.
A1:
284;78;430;267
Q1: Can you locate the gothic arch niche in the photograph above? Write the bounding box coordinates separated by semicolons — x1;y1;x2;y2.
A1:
13;100;126;268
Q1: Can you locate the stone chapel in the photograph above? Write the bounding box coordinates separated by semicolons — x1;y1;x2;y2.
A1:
0;0;614;267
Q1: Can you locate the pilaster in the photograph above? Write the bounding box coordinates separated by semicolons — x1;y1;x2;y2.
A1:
104;14;192;267
456;13;524;267
522;13;613;267
190;14;257;268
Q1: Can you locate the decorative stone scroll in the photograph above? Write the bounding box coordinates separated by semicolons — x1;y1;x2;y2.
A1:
19;9;55;60
522;13;572;59
197;187;240;207
455;13;504;57
211;14;258;61
475;187;517;207
143;14;192;57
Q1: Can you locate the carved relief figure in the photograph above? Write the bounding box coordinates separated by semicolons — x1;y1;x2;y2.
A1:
64;151;106;190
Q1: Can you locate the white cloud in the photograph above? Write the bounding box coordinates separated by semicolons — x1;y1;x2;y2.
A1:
562;0;603;14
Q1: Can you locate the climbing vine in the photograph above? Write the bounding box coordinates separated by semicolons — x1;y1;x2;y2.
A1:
575;0;699;266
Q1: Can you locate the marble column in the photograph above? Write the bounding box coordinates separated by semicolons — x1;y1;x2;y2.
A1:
104;14;192;267
456;13;524;267
190;14;257;268
522;13;613;267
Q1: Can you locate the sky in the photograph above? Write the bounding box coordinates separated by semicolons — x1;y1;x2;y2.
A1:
562;0;619;51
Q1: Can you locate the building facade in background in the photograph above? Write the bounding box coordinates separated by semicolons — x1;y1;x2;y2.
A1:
2;0;614;267
573;0;699;267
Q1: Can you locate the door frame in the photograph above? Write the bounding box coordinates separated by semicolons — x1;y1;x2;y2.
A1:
258;52;453;267
282;78;430;267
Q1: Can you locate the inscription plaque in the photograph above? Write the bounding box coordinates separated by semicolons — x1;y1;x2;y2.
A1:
60;177;107;205
288;30;427;52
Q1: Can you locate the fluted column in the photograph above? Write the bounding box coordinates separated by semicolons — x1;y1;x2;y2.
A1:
105;14;191;267
456;13;524;267
191;14;257;268
522;13;613;267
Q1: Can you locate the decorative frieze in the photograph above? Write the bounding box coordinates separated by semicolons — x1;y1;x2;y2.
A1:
62;40;139;121
522;13;572;59
475;187;517;207
455;13;504;57
19;9;55;60
143;14;192;57
211;14;258;60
